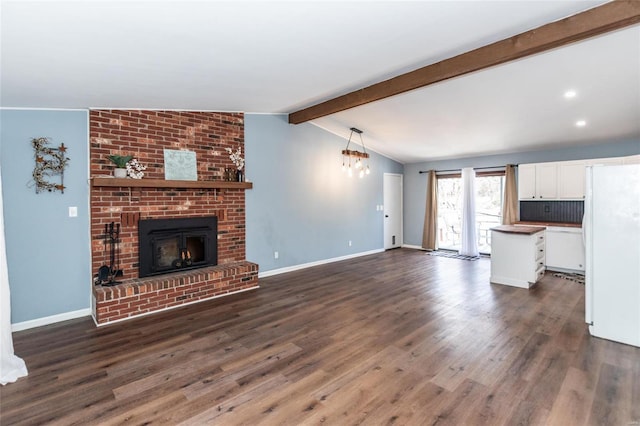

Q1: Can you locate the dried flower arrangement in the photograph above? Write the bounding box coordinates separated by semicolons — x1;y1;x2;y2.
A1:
225;147;244;170
125;158;147;179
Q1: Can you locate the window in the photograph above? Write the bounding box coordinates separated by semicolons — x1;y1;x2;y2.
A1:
436;171;504;254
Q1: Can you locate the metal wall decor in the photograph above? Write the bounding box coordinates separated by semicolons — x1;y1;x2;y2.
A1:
31;137;70;193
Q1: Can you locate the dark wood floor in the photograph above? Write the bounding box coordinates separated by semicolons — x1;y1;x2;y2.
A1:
2;249;639;425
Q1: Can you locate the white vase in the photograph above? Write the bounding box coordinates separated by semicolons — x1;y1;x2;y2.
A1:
114;168;127;178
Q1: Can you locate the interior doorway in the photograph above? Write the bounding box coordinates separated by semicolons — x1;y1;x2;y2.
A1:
384;173;403;250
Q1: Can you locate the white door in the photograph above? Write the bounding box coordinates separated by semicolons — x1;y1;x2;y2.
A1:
384;173;402;249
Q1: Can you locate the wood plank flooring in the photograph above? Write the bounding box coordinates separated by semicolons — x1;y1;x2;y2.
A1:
1;248;639;425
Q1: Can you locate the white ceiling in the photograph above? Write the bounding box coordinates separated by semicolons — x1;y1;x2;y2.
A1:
2;1;639;164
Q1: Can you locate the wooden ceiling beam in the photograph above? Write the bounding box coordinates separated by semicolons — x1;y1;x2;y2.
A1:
288;1;640;124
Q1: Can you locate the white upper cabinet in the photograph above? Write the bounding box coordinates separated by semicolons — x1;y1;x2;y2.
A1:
518;163;558;200
517;164;537;199
588;157;623;166
622;155;640;165
518;155;637;201
536;163;558;199
558;161;586;199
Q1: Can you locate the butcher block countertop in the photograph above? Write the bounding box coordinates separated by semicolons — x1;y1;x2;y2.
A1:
491;225;545;235
515;221;582;228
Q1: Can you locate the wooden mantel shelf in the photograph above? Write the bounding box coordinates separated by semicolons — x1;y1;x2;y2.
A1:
91;177;253;190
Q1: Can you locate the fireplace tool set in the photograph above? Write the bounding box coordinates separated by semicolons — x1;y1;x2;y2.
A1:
95;222;123;286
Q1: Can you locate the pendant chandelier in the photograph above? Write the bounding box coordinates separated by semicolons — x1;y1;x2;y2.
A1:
342;127;370;178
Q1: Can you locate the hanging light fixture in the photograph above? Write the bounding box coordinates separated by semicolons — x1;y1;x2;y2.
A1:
342;127;370;178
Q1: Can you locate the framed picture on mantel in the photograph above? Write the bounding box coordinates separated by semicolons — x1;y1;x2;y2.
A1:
164;149;197;181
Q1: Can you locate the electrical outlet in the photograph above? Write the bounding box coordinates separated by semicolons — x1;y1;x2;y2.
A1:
274;251;279;259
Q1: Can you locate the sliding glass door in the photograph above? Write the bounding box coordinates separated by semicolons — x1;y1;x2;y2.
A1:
436;173;504;254
475;175;504;254
436;176;462;251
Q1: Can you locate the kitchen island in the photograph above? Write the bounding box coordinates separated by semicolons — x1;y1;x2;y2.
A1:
490;225;546;288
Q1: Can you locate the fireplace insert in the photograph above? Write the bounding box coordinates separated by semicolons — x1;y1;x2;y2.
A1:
138;216;217;278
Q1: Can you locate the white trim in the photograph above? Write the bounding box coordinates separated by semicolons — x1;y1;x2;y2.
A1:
0;107;88;111
244;112;288;116
93;285;260;327
85;110;93;314
545;266;585;274
258;249;384;278
88;107;244;113
402;244;425;250
490;275;533;289
11;308;92;332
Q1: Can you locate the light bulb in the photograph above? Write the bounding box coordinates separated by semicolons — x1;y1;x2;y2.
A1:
359;169;364;178
365;166;370;175
355;159;361;169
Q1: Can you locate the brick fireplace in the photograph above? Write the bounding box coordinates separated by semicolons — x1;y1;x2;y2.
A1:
90;110;258;325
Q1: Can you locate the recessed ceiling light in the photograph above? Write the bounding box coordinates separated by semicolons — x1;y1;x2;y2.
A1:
564;90;577;99
575;120;587;127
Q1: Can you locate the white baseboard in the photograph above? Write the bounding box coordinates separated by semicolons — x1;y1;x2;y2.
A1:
12;308;92;332
546;266;585;275
259;249;385;278
11;250;393;329
402;244;425;250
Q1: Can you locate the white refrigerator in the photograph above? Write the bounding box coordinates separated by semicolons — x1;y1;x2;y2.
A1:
584;164;640;347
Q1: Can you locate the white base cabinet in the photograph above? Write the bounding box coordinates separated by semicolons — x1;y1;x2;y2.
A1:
545;227;585;272
490;227;545;288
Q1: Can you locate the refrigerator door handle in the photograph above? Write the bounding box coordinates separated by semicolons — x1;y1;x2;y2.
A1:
584;166;593;327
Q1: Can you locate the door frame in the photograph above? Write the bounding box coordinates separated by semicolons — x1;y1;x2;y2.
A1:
383;173;403;249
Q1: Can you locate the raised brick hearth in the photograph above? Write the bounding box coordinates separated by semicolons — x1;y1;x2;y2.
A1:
90;110;258;325
93;262;258;324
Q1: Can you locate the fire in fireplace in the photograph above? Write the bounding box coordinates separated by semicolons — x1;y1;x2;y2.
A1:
138;216;218;278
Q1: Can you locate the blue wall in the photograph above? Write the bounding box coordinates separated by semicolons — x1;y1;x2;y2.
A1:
3;109;636;324
1;110;403;324
403;139;640;247
0;109;90;323
245;114;403;273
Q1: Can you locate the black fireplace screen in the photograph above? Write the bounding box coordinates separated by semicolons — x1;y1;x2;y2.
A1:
138;216;217;278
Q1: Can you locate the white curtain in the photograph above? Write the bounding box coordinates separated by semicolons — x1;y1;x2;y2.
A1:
460;167;479;257
0;166;28;385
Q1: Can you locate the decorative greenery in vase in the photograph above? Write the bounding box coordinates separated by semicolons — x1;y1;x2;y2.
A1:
108;154;133;178
108;154;133;168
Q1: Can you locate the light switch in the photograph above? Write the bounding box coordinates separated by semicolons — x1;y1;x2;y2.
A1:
69;206;78;217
